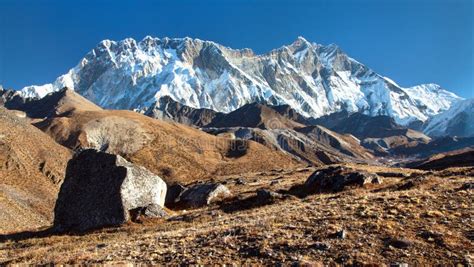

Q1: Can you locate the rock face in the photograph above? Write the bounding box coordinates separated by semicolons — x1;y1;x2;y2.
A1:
303;166;381;193
204;125;374;166
205;103;305;130
178;183;232;208
145;96;223;127
53;149;167;232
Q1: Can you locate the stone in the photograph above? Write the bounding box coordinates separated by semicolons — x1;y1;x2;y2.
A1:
304;166;382;193
335;230;347;239
270;179;280;186
165;183;187;206
235;178;246;185
458;182;474;191
418;230;445;246
376;171;408;178
311;242;331;251
53;149;167;232
178;183;232;208
387;238;412;249
256;189;284;203
144;204;169;218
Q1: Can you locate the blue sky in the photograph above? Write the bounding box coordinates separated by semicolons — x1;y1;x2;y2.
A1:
0;0;472;97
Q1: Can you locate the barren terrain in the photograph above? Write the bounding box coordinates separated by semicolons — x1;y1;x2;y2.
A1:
1;165;472;265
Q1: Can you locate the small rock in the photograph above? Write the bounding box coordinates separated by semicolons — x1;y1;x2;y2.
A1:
144;204;169;218
458;182;474;191
376;172;408;178
178;183;232;208
235;178;246;185
311;242;331;251
256;189;284;203
419;230;445;246
335;230;347;239
270;179;280;186
387;238;412;249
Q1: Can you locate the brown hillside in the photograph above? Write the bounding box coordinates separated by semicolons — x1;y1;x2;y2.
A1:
4;87;102;119
0;107;71;234
34;109;301;184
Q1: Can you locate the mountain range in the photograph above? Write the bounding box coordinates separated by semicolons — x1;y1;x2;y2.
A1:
1;36;474;265
18;36;465;129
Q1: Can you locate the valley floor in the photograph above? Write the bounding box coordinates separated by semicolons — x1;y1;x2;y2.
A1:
0;165;473;265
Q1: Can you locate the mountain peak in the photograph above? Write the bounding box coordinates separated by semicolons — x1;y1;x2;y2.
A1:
19;36;461;127
290;36;313;49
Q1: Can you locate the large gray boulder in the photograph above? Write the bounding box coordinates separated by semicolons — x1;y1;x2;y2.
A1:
53;149;167;232
178;183;232;208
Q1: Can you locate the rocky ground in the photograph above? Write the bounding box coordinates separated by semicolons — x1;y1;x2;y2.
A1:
1;164;472;265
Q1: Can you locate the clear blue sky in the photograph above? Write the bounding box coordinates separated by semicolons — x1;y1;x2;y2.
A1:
0;0;472;97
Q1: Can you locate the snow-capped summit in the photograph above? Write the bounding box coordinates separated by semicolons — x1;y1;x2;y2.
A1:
20;36;462;125
423;98;474;137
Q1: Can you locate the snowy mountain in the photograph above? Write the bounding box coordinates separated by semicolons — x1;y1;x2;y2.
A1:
20;36;462;125
423;98;474;137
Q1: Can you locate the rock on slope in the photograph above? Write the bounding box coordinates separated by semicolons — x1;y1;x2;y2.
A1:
0;107;71;233
19;36;461;125
54;149;167;232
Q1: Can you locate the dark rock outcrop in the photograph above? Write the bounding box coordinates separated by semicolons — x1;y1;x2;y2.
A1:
302;166;382;194
165;183;187;206
53;149;167;232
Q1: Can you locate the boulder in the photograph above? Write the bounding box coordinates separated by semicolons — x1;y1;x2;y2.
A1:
256;189;285;203
53;149;167;232
304;166;382;193
165;183;187;206
178;183;232;208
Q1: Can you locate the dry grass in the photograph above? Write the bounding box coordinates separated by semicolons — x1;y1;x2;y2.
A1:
0;107;71;233
1;165;472;265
